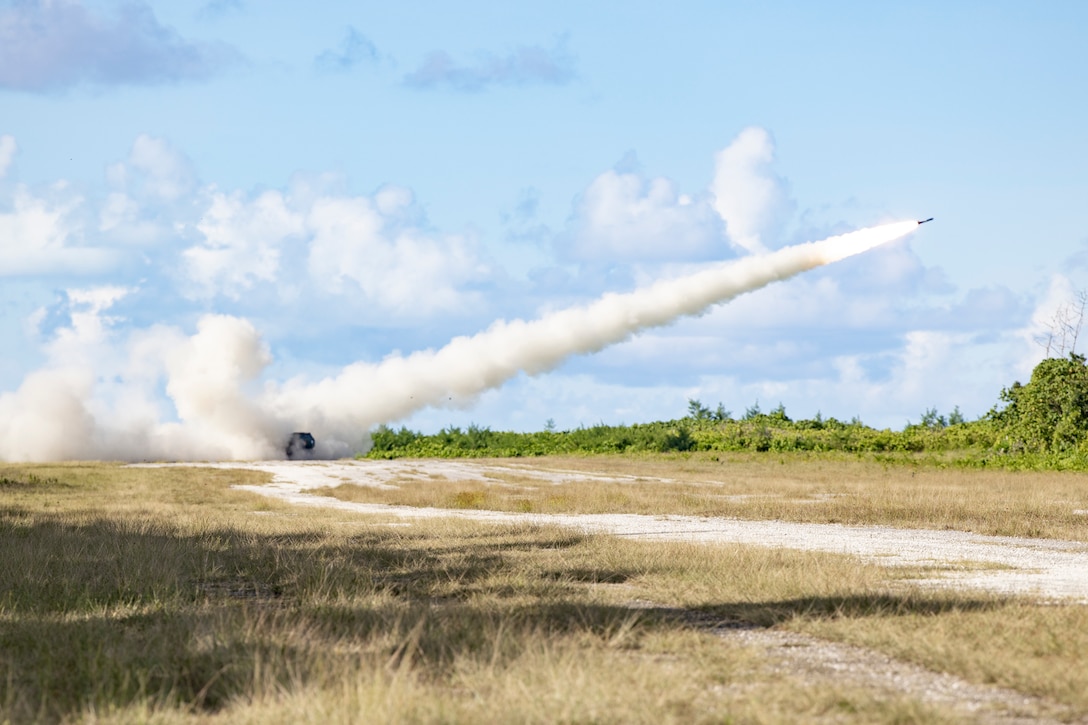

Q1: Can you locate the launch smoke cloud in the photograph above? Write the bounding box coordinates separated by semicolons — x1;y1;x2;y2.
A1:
0;220;920;462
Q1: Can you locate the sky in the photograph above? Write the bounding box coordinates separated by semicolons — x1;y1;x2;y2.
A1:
2;0;1087;453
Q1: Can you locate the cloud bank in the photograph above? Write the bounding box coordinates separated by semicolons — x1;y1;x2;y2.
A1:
0;0;239;91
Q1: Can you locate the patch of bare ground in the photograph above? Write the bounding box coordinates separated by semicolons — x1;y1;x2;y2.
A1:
720;628;1068;724
610;599;1071;723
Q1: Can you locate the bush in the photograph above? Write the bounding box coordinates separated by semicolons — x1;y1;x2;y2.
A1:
991;353;1088;452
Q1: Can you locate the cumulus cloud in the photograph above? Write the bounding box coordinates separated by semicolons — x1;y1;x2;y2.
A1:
405;40;575;92
306;187;489;316
0;0;240;91
562;168;723;262
0;186;115;276
49;285;132;351
711;127;792;254
184;190;305;299
97;135;198;246
0;135;15;177
97;191;161;245
123;135;198;201
553;128;797;268
173;179;492;319
314;26;379;72
1;133;192;277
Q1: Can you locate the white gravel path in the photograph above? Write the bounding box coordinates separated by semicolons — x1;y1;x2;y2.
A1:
141;459;1088;602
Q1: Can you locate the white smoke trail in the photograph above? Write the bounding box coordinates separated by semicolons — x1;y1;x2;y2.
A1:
271;220;921;456
0;220;920;461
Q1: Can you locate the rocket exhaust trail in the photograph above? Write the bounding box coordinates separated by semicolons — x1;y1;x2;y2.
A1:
0;219;921;462
273;220;921;451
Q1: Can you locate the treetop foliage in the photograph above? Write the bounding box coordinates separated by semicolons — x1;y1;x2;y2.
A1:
991;353;1088;453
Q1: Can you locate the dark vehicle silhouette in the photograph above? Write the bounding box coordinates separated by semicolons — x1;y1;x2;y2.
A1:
286;432;316;459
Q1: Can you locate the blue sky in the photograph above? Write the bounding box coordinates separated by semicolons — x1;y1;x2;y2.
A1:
2;0;1087;444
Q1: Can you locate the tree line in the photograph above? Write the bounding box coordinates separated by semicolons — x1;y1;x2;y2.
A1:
366;353;1088;470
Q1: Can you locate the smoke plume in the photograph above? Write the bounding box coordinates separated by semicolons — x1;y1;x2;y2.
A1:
0;221;919;461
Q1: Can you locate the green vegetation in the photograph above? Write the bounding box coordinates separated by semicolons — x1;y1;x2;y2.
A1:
1;462;1085;722
991;353;1088;453
368;410;994;459
367;353;1088;469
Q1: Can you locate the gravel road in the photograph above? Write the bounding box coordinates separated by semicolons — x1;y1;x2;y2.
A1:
150;459;1088;603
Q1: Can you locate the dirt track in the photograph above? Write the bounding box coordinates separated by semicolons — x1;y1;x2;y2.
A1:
158;459;1088;602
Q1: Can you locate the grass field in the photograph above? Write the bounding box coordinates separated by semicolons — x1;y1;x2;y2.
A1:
2;458;1086;723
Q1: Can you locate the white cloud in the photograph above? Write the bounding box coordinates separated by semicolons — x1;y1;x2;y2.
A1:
99;192;139;232
178;181;492;319
124;135;197;202
51;285;132;348
0;186;115;276
184;190;305;299
0;189;66;251
711;127;792;254
97;191;163;245
563;170;723;263
96;135;197;246
306;192;489;316
557;127;795;267
0;135;15;177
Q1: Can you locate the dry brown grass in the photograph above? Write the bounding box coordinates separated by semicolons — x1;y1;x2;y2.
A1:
2;460;1085;723
315;453;1088;540
798;601;1088;714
